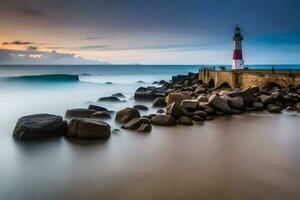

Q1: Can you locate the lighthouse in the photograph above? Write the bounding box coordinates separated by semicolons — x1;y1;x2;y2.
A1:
232;25;244;69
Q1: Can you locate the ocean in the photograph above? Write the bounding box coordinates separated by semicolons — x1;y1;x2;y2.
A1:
0;64;300;199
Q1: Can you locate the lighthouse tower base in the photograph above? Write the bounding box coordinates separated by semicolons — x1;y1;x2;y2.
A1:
232;59;244;70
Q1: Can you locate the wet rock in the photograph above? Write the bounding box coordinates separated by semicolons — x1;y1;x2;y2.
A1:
231;109;242;114
122;117;150;130
206;116;214;121
208;94;232;114
152;97;167;107
191;115;205;121
105;82;113;84
158;80;168;85
91;111;111;119
166;102;189;119
191;110;208;118
137;123;152;133
181;99;199;110
152;81;158;84
260;94;274;104
178;116;193;126
286;106;295;111
157;109;165;114
111;93;125;98
88;105;108;112
98;96;122;102
67;118;110;140
253;102;264;110
13;114;67;141
65;108;96;119
267;104;282;113
134;87;165;100
227;88;256;106
150;115;177;126
115;107;141;123
228;96;244;109
134;105;149;111
148;114;157;119
166;92;190;105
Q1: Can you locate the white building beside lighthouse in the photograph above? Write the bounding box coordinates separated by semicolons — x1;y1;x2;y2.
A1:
232;25;244;69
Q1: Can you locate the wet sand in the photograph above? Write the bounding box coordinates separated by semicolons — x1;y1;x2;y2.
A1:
2;111;300;200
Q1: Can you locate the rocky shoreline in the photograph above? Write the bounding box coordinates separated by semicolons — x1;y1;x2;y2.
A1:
13;72;300;141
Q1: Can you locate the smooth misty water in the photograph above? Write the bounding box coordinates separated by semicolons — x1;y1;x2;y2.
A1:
0;65;300;200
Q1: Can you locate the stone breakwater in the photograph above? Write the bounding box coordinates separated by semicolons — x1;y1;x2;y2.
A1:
13;72;300;141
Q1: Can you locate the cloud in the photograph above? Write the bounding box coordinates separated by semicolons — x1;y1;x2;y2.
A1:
2;41;33;45
81;37;100;40
26;46;38;50
17;8;45;16
0;48;109;65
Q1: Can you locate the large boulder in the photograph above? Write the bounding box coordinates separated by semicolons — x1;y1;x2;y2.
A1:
166;92;190;105
227;88;256;106
150;115;177;126
166;102;189;119
88;105;108;112
13;114;68;141
67;118;110;140
191;110;208;118
208;94;232;114
228;96;244;109
65;108;96;119
178;116;193;126
195;86;206;94
197;95;209;102
111;93;125;98
152;97;167;107
122;118;150;130
134;87;165;100
115;107;141;123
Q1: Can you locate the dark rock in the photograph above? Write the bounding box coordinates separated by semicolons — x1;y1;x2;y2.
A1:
67;118;110;140
191;115;205;121
88;105;108;112
115;107;141;123
253;102;264;110
137;123;152;133
178;116;193;126
134;87;165;100
152;81;158;84
208;94;232;114
267;104;282;113
148;114;157;119
157;109;165;114
231;109;241;114
166;102;189;119
195;86;206;94
65;108;96;119
150;115;177;126
134;105;149;111
227;88;256;106
260;94;274;104
111;93;125;98
206;116;214;121
228;96;244;109
197;95;209;102
105;82;113;84
152;97;167;107
191;110;208;118
122;117;150;130
91;111;111;119
13;114;67;141
158;80;168;85
98;96;122;102
286;106;295;111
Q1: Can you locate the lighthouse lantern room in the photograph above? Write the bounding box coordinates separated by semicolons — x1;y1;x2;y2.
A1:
232;25;244;70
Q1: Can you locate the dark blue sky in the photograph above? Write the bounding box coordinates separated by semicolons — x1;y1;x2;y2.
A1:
0;0;300;64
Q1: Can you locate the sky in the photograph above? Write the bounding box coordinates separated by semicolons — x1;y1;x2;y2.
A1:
0;0;300;65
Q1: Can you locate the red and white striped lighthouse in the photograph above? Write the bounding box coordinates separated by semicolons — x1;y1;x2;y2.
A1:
232;25;244;69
